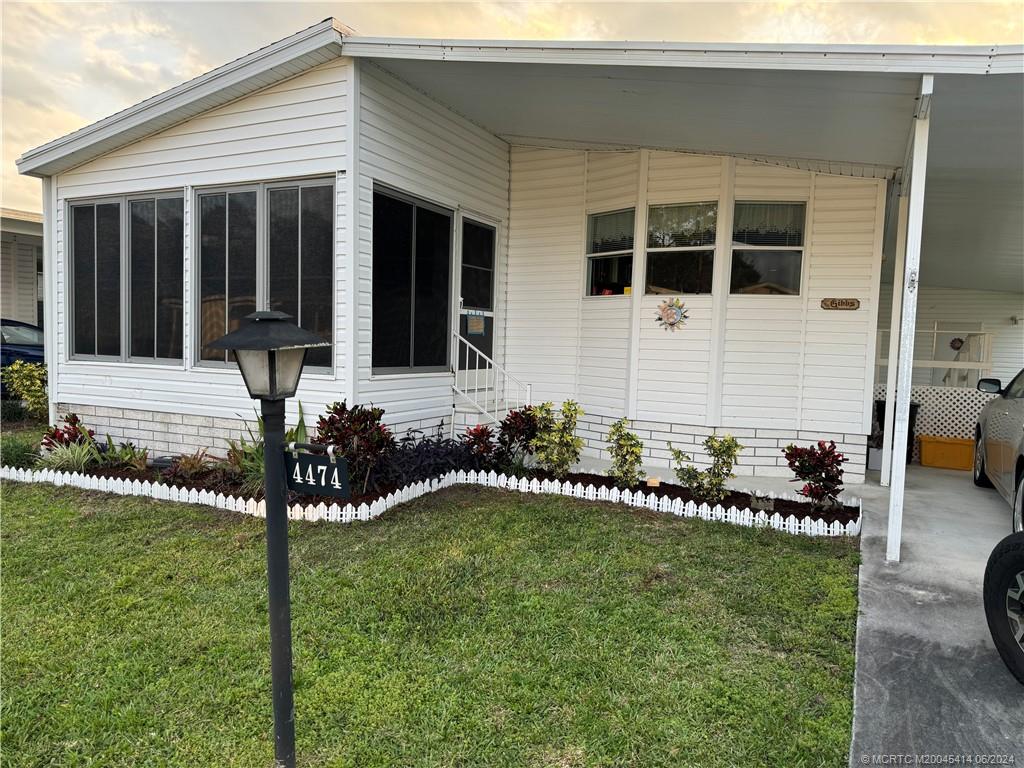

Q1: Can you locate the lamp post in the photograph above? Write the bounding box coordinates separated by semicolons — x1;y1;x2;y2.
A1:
208;310;329;768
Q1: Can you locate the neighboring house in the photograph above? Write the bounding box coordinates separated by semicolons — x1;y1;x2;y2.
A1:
1;209;43;326
14;20;1023;502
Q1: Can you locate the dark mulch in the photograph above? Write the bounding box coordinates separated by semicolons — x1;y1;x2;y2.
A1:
71;465;858;525
532;470;859;526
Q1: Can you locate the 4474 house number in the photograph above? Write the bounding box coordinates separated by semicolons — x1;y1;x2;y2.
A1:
284;451;351;499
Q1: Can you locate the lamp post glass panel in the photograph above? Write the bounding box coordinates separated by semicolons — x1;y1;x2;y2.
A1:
208;310;328;768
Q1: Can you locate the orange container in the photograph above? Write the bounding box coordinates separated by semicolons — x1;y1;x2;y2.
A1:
918;435;974;471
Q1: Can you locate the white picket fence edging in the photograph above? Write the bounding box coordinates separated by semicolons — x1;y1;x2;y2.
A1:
0;465;862;537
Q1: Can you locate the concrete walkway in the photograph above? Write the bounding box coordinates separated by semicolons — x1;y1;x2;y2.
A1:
849;467;1023;764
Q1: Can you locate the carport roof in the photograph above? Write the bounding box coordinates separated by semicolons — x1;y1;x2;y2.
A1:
15;18;1024;291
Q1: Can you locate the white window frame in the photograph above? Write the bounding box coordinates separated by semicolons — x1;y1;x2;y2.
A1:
66;191;186;366
192;176;336;372
728;200;808;298
584;207;635;299
644;201;718;296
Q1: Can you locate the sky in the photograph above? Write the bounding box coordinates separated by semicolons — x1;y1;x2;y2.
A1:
3;1;1022;213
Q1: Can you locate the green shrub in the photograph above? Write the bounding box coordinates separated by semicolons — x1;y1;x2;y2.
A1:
161;449;213;485
530;400;584;480
669;433;743;504
223;426;266;499
316;401;395;493
1;361;48;420
1;399;27;423
36;440;101;473
1;432;39;468
607;418;645;487
98;436;149;472
496;407;540;473
221;404;309;498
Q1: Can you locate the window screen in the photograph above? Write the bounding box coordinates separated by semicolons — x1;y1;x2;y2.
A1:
586;209;634;296
70;202;121;357
730;202;805;295
199;190;258;362
268;183;334;368
129;197;183;360
461;220;495;311
371;189;452;371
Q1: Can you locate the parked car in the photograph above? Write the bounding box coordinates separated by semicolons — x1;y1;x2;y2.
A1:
0;319;44;398
983;532;1024;685
974;368;1024;532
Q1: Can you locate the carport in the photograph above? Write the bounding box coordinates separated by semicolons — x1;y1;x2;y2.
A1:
851;467;1023;759
876;69;1023;562
347;38;1024;561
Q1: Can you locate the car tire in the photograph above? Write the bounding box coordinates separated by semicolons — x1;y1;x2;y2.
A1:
984;532;1024;685
974;429;993;488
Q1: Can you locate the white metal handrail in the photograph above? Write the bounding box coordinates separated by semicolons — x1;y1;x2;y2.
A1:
451;331;532;431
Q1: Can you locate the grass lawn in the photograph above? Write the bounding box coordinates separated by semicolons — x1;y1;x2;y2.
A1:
1;481;859;767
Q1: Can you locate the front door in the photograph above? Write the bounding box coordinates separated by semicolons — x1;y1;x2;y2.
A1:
457;219;496;389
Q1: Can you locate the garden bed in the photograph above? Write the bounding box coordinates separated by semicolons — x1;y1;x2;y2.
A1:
12;461;860;527
1;463;862;537
540;471;860;526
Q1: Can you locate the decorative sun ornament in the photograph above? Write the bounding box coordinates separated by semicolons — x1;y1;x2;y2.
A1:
949;337;965;351
655;298;689;331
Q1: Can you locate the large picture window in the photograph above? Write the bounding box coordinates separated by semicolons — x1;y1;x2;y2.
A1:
71;197;184;360
730;202;805;295
645;202;716;295
372;188;452;372
586;209;634;296
198;179;334;366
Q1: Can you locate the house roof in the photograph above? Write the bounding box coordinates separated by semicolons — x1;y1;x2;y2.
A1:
1;208;44;237
15;19;1023;292
16;19;1021;178
15;18;350;178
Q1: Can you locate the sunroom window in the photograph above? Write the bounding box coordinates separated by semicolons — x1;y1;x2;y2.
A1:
70;197;184;361
197;179;334;366
70;202;121;357
129;196;184;360
645;202;716;295
730;202;805;295
371;188;452;372
586;209;634;296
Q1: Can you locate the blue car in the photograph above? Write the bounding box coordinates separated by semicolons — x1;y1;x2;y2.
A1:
1;319;44;398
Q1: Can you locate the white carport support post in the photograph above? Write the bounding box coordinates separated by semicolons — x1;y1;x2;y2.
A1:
880;195;909;486
886;75;933;563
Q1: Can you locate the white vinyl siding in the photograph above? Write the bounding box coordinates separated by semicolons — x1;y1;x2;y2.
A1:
635;154;723;423
1;233;41;325
506;148;885;438
800;175;883;433
51;59;351;423
505;147;584;405
355;62;509;430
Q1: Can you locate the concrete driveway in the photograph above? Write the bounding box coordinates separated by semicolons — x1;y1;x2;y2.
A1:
849;466;1023;765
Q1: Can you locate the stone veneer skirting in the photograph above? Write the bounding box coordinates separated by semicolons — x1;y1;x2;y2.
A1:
576;416;868;484
57;403;452;459
59;403;866;483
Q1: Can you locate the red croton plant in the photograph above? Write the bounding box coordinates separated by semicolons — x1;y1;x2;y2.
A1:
782;440;848;509
41;413;95;451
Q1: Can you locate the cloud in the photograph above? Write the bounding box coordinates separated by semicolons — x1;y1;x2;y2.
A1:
3;1;1022;213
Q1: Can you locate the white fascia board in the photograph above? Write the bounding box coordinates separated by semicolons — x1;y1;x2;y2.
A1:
16;18;347;178
340;38;1023;75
